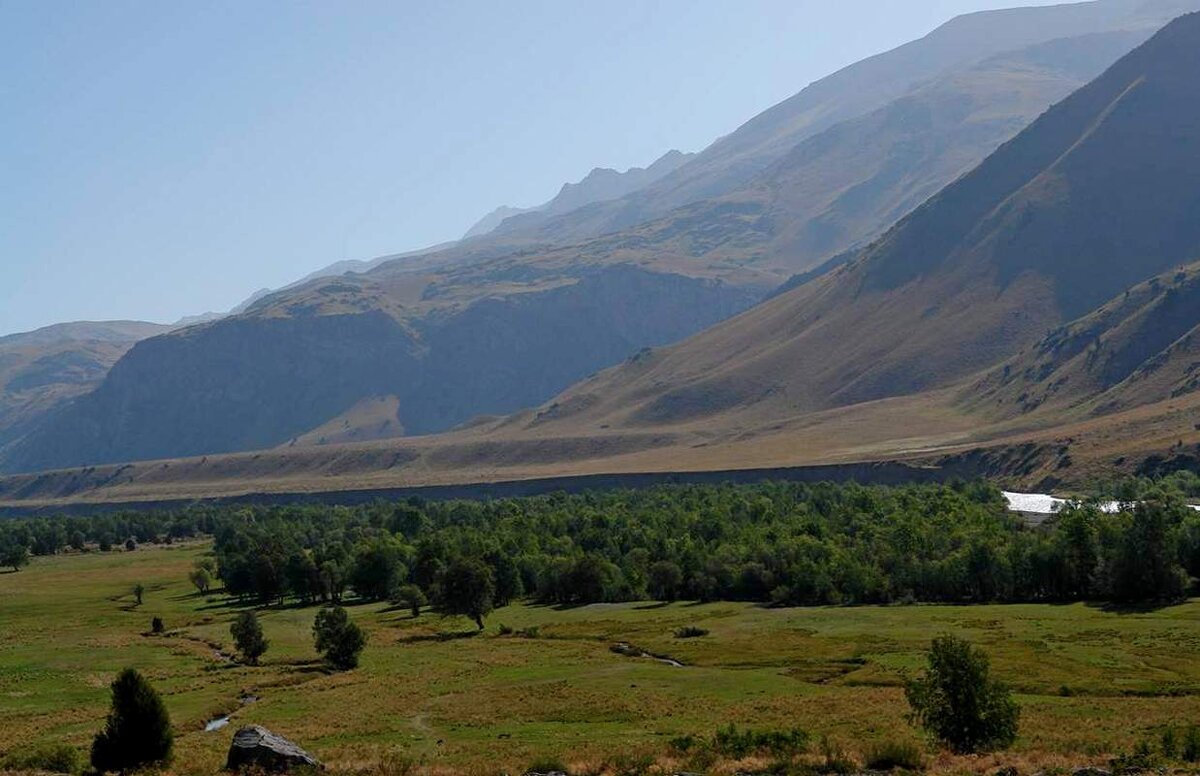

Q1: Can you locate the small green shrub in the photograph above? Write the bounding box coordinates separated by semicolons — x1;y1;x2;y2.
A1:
864;739;924;771
674;625;709;638
2;743;83;774
497;623;514;636
713;724;809;758
150;616;164;634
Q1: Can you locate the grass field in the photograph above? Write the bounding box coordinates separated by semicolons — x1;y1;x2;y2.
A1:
3;541;1200;774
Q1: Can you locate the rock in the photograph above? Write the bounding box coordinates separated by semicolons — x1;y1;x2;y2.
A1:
226;725;321;772
1072;769;1112;776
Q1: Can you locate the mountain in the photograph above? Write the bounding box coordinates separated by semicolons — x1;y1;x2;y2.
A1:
3;3;1195;476
491;0;1200;247
0;321;170;460
969;260;1200;420
463;206;532;240
463;150;695;239
508;11;1200;446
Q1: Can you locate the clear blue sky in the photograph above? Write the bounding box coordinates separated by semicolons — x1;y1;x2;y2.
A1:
0;0;1061;335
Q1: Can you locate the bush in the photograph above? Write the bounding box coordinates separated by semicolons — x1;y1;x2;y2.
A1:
904;635;1019;753
864;739;924;771
231;610;269;664
674;625;709;639
151;616;164;634
1;743;83;774
1111;740;1158;773
313;605;366;669
90;668;173;773
712;724;809;758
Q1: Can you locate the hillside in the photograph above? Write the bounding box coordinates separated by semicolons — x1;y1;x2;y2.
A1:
494;0;1200;246
507;11;1200;441
968;260;1200;420
0;321;170;460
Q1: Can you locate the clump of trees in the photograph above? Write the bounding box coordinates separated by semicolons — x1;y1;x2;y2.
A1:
231;611;269;665
905;635;1019;753
313;606;366;669
90;668;173;773
3;480;1197;616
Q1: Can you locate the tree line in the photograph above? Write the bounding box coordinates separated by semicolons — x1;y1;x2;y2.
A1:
3;479;1198;614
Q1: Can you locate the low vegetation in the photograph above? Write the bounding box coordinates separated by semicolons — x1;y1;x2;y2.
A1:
2;479;1200;772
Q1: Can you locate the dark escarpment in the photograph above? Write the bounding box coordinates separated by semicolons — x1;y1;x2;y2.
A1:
0;266;756;472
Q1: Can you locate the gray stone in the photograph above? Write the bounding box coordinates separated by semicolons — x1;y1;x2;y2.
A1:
226;725;321;772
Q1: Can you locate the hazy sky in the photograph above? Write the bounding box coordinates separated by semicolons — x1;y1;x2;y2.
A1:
1;0;1064;335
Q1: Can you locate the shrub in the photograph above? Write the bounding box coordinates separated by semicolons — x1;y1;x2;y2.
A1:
90;668;173;773
1111;740;1158;773
864;739;924;771
1184;725;1200;762
230;610;269;664
1;743;83;774
674;625;709;639
132;583;144;605
904;634;1019;753
712;724;809;758
313;605;366;669
151;616;164;634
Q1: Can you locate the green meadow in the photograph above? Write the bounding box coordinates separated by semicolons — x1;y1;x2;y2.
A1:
3;541;1200;774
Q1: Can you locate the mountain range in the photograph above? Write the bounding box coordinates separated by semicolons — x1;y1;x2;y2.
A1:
2;0;1199;503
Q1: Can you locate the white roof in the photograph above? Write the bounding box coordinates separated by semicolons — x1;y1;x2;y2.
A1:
1003;491;1200;516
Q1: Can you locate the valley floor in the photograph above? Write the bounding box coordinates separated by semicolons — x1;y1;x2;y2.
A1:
3;542;1200;773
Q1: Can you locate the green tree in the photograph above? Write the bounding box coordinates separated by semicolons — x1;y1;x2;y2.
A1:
436;557;495;630
348;538;407;601
230;611;269;665
905;635;1019;753
647;560;683;602
312;606;366;669
90;668;173;773
132;583;145;606
1109;498;1189;603
188;566;213;595
393;584;428;618
1;543;30;572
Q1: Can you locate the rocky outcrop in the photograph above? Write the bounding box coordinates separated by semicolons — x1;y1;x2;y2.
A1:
226;725;320;772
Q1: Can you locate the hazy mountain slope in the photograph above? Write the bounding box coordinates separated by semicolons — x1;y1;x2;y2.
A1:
968;260;1200;419
497;0;1200;246
0;321;170;458
515;12;1200;437
1;266;755;472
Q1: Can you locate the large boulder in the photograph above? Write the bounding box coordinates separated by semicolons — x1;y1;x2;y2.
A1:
226;725;321;772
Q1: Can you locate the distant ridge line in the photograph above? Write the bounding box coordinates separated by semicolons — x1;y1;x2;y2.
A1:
0;458;983;517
